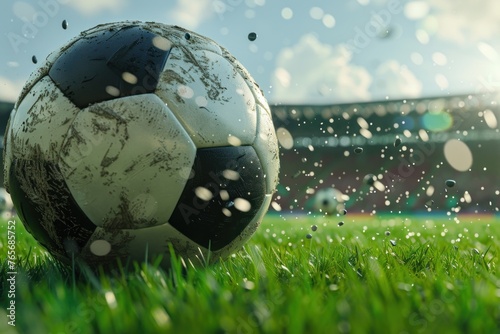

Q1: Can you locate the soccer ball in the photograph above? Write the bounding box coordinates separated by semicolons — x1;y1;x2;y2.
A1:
3;21;279;268
313;188;346;215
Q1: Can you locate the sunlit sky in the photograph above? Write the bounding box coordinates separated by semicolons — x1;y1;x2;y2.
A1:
2;0;500;105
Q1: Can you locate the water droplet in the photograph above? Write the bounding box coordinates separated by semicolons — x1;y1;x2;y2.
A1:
483;109;498;129
222;169;240;181
373;180;386;192
271;201;282;211
195;186;213;201
227;135;242;147
276;127;294;149
385;231;391;236
342;209;347;215
444;139;473;172
363;174;376;186
248;32;257;41
62;19;68;30
152;36;172;51
425;200;434;208
31;55;37;64
445;179;456;188
234;198;251;212
184;32;191;40
121;71;138;84
222;208;232;217
306;233;313;239
394;137;402;147
338;221;344;227
311;225;318;232
243;280;255;290
105;85;120;97
90;239;111;256
390;240;397;246
354;147;363;154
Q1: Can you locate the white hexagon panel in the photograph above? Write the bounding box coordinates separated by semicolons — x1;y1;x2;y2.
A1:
155;44;258;148
58;94;197;229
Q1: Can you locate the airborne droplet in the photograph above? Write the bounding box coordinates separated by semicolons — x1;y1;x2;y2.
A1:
222;169;240;181
306;233;313;239
276;127;294;149
390;240;397;246
445;179;456;188
62;19;68;30
184;32;191;40
394;137;402;147
248;32;257;41
354;147;363;154
311;225;318;232
90;239;111;256
234;198;251;212
195;186;214;201
338;221;344;227
31;55;37;64
444;139;473;172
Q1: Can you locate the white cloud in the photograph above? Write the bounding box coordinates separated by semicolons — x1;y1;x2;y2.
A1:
371;60;422;99
270;34;372;104
66;0;127;16
167;0;214;30
0;77;23;103
421;0;500;44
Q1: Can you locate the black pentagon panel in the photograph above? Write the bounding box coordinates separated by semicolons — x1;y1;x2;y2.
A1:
8;158;96;260
49;26;171;108
170;146;266;251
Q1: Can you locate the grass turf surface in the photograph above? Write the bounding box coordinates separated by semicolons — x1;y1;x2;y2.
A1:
1;213;500;334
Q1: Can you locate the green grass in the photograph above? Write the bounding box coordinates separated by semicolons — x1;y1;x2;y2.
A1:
1;213;500;334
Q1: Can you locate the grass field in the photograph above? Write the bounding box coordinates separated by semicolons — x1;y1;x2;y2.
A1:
1;212;500;334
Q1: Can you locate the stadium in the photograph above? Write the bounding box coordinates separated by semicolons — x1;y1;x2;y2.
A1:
272;92;500;215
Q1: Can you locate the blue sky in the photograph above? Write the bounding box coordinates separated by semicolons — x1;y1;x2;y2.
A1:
2;0;500;104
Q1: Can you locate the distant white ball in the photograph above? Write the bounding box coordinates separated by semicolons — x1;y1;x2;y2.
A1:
313;188;346;215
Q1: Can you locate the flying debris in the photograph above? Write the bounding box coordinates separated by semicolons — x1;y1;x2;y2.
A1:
248;32;257;41
445;179;456;188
